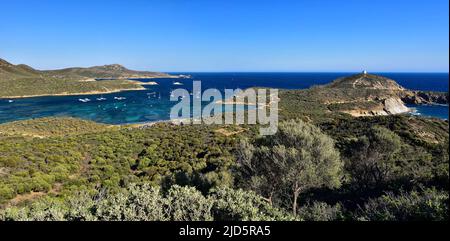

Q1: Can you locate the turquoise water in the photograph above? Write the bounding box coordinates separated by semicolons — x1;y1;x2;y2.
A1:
408;104;449;120
0;73;448;124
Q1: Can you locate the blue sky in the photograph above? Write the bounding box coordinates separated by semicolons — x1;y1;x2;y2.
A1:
0;0;448;72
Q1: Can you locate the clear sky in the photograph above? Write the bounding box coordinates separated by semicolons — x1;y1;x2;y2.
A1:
0;0;448;72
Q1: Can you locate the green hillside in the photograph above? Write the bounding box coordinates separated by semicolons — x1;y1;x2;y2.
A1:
0;113;447;220
0;71;448;221
0;58;172;98
0;117;113;138
44;64;171;79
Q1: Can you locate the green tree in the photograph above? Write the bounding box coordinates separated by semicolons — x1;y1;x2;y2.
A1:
346;126;403;188
236;119;343;215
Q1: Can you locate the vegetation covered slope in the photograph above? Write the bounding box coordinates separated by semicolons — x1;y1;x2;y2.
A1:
0;73;448;221
0;58;172;98
0;121;243;205
44;63;171;79
0;114;447;221
0;117;113;138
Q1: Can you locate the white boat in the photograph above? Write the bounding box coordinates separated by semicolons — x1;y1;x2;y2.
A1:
7;100;14;103
96;97;107;101
173;82;183;85
114;97;126;100
78;98;91;103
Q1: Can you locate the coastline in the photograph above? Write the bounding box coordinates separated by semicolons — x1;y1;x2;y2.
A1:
1;86;147;99
130;75;182;79
0;75;172;100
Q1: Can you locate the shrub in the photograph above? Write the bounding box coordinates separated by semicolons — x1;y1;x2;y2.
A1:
95;184;166;221
0;197;66;221
164;185;214;221
298;202;344;221
356;188;449;221
211;187;295;221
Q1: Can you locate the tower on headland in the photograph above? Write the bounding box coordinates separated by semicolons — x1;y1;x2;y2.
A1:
362;70;368;75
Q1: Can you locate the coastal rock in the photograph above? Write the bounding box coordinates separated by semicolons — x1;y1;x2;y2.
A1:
340;97;410;117
400;91;449;105
383;97;410;114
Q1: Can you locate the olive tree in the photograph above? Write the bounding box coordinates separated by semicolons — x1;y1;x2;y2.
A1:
346;126;403;188
236;119;343;215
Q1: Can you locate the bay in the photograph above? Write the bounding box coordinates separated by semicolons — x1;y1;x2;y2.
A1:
1;72;448;124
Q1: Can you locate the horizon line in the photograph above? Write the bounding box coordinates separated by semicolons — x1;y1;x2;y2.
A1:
165;71;450;74
3;57;449;74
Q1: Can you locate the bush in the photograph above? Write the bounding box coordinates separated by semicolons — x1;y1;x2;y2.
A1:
95;184;166;221
298;202;344;221
356;188;449;221
0;184;295;221
0;197;66;221
211;187;295;221
165;185;214;221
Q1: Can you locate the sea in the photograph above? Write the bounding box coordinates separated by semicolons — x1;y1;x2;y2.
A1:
0;73;448;124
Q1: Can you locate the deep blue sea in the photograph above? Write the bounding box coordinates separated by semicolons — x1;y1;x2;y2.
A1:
0;73;448;124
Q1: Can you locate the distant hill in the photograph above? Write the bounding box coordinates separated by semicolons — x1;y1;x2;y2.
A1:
0;58;171;80
44;63;171;79
0;59;40;77
326;73;405;91
0;58;174;98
